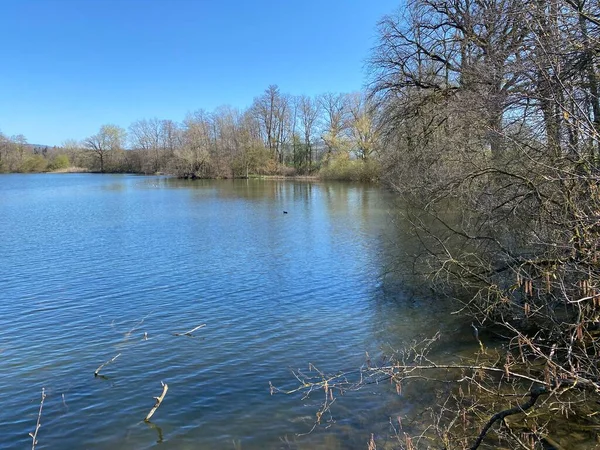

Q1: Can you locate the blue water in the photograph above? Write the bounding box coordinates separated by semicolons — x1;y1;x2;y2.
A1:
0;174;460;449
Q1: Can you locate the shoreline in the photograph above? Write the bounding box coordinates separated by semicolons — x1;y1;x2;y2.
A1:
248;174;320;181
0;170;379;184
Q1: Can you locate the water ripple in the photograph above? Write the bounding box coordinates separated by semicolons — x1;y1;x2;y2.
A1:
0;175;459;449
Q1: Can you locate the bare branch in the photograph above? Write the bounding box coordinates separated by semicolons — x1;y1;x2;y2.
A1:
94;353;121;377
29;387;46;450
144;381;169;422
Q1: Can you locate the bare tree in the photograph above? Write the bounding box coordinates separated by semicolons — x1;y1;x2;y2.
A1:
129;118;164;173
252;85;291;163
347;92;379;160
371;0;530;159
0;132;10;171
83;124;126;173
12;134;28;168
318;92;350;158
159;119;181;157
298;95;321;172
60;139;87;168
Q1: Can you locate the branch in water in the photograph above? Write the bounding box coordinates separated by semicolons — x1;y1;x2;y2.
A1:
470;386;548;450
145;381;169;422
173;323;206;336
29;387;46;450
94;353;121;377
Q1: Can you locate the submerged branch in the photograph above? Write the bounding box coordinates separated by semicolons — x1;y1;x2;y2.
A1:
470;386;548;450
173;324;206;337
145;381;168;422
29;387;46;450
94;353;121;377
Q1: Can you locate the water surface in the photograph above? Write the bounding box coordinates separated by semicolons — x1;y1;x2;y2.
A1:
0;174;464;449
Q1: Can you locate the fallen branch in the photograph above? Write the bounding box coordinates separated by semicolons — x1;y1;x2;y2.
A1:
279;362;553;396
145;381;168;422
94;353;121;377
470;386;548;450
29;387;46;450
173;323;206;336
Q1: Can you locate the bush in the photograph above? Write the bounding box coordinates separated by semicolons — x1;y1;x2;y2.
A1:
48;154;70;171
319;153;379;182
19;155;48;173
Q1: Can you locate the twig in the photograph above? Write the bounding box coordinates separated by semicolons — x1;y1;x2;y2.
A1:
279;363;552;395
94;353;121;377
173;323;206;336
124;310;155;337
29;387;46;450
470;386;548;450
145;381;168;422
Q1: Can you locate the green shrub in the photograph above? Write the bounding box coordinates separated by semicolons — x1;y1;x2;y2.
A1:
48;154;70;171
19;155;48;173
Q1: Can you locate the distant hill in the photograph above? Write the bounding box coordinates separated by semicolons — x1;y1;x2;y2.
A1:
25;143;57;154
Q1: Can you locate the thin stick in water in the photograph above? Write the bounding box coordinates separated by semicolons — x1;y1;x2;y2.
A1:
124;309;155;338
94;353;121;377
173;323;206;336
29;387;46;450
145;381;169;422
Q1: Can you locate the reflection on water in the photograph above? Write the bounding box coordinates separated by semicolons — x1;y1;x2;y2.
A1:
0;174;466;449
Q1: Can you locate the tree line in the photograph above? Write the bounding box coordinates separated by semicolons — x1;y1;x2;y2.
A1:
0;87;380;181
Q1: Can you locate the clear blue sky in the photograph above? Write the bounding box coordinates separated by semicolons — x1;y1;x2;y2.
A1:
0;0;401;146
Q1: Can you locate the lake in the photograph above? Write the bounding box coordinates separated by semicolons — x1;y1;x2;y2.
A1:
0;174;466;449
